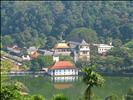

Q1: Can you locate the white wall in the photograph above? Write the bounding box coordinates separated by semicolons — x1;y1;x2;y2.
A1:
98;47;112;54
49;69;78;76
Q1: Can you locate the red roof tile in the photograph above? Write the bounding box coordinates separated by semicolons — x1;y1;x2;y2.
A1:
50;61;76;70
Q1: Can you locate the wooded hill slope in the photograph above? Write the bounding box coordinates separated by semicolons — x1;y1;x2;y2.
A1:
1;1;133;48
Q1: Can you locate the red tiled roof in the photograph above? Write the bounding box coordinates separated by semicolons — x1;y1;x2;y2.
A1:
49;61;76;70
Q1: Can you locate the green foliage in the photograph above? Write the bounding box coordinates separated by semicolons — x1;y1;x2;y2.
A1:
76;61;90;69
105;95;118;100
59;55;73;62
45;36;57;49
1;84;23;100
43;55;54;68
90;46;133;72
1;60;12;83
51;94;68;100
30;59;41;71
82;67;104;87
36;55;46;68
112;39;122;47
14;81;29;93
22;60;32;70
23;55;54;71
31;94;45;100
124;39;133;48
13;27;47;48
67;27;97;43
1;60;12;73
108;47;132;67
1;35;14;48
1;1;133;47
125;87;133;100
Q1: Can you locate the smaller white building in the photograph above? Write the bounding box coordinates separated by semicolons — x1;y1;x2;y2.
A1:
48;61;78;76
53;55;59;62
97;44;113;54
22;55;31;61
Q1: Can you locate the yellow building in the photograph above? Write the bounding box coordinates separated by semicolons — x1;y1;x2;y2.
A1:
54;41;71;56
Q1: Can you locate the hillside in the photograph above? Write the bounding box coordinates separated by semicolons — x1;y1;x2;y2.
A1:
1;1;133;48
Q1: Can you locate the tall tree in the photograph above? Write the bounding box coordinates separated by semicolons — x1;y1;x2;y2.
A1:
81;65;104;100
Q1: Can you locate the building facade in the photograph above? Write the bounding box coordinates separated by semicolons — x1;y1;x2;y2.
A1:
78;40;90;61
48;61;78;76
53;41;71;56
97;44;113;54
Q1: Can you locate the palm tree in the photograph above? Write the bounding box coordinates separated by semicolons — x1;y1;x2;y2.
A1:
81;65;104;100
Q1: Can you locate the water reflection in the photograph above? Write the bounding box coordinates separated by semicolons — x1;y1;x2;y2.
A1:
54;83;73;90
51;76;79;89
51;76;79;83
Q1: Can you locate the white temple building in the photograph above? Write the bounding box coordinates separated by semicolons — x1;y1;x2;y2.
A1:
48;61;78;76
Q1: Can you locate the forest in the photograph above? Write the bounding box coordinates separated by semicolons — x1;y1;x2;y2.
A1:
1;1;133;49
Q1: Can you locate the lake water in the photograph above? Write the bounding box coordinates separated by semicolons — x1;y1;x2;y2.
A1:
10;75;133;100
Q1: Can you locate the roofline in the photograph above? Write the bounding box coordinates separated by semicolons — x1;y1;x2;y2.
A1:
49;67;78;70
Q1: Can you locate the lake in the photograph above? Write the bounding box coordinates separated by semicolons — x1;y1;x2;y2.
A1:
10;75;133;100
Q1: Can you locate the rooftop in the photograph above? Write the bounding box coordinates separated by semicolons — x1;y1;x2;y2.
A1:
54;41;70;49
27;46;38;52
49;61;76;70
98;44;113;48
80;40;89;46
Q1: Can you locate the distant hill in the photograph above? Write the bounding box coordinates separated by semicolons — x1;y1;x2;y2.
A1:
1;1;133;48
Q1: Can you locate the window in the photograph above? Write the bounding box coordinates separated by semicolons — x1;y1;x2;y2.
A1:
83;51;87;54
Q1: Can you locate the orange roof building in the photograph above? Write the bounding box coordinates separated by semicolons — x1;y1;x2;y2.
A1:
48;61;78;76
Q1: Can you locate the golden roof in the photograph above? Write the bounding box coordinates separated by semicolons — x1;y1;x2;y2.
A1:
54;43;70;49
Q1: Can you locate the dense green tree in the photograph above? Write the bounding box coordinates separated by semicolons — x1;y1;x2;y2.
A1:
30;59;41;71
1;1;133;47
76;60;90;69
1;84;23;100
31;95;45;100
36;55;46;68
43;56;54;68
124;39;133;48
1;60;13;83
13;27;47;48
51;94;68;100
45;36;57;49
67;27;97;43
112;39;122;47
1;35;14;48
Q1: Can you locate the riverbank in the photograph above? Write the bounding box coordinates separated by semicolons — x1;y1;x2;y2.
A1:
1;70;133;77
